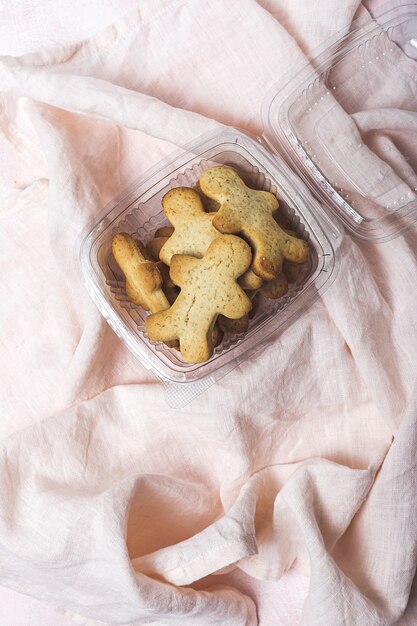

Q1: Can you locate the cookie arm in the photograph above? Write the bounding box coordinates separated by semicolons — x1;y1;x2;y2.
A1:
258;191;279;214
212;208;242;234
283;233;310;264
220;287;252;320
145;307;179;343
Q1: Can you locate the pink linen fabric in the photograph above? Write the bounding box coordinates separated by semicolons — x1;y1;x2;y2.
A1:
0;1;416;625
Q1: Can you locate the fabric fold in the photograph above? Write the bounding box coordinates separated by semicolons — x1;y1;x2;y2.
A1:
0;1;417;625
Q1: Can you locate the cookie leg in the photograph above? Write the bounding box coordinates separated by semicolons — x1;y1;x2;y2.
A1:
179;321;215;364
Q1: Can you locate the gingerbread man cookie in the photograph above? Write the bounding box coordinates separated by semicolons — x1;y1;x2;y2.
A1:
111;233;170;313
199;166;309;281
145;235;252;363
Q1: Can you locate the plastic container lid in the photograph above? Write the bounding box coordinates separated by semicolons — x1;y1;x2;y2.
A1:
263;3;417;242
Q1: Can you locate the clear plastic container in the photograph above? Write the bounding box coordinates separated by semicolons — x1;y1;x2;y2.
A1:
80;3;417;398
264;2;417;242
80;130;338;386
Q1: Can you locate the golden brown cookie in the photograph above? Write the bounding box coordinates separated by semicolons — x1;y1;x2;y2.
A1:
159;187;220;266
111;233;170;313
160;186;257;288
219;289;259;333
199;166;309;281
259;273;288;300
145;235;252;363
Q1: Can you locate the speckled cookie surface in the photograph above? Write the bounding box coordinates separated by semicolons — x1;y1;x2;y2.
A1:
111;233;170;313
199;166;309;280
159;187;220;266
145;235;252;363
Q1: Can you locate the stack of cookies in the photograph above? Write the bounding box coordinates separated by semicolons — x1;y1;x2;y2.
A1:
111;166;309;364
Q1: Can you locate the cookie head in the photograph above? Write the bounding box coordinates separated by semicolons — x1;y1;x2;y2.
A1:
159;187;220;266
162;187;206;221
